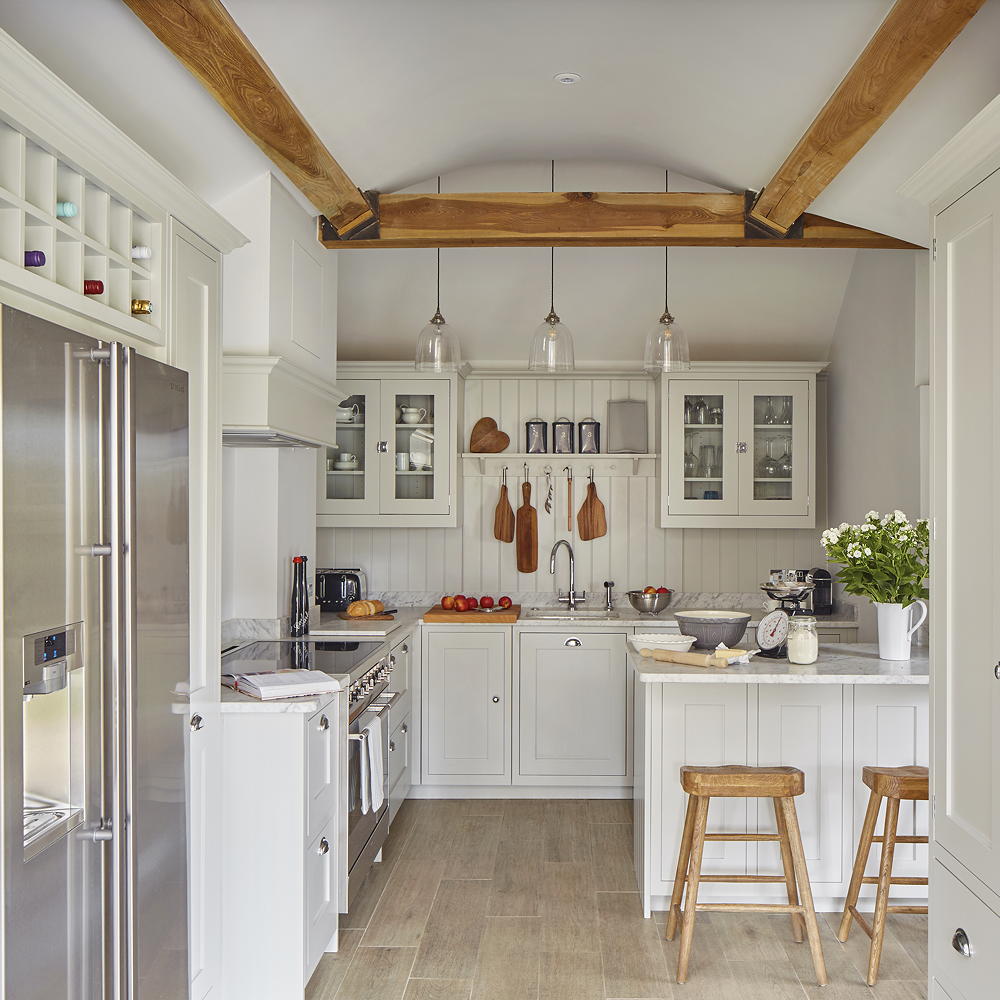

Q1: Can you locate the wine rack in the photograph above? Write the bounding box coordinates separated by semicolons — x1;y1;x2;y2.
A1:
0;118;163;341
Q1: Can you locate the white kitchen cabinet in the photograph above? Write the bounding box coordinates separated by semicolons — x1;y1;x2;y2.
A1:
219;691;346;1000
516;631;630;784
422;629;510;784
661;366;821;528
755;686;845;885
318;365;463;527
388;711;412;824
853;686;929;888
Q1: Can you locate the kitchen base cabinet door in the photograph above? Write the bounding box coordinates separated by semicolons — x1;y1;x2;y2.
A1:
517;632;629;781
422;629;510;783
388;710;412;824
756;685;845;885
304;818;338;982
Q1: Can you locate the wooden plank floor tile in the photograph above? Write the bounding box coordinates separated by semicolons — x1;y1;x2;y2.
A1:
543;800;592;863
470;916;541;1000
540;862;599;953
411;880;492;980
718;912;797;963
589;823;635;891
727;959;808;999
538;949;604;1000
402;980;474;1000
597;892;672;999
489;836;542;917
306;928;364;999
586;799;633;824
824;912;924;983
446;814;502;879
334;946;416;1000
362;860;448;948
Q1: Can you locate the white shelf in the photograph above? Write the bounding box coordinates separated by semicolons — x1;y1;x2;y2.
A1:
327;469;363;475
335;422;365;429
396;470;433;476
461;452;656;460
753;424;793;430
395;422;435;429
684;477;723;482
754;477;793;482
684;423;723;429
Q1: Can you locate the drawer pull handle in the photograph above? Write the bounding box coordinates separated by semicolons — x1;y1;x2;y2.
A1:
565;637;582;647
317;837;330;856
401;724;408;734
318;714;330;731
189;714;204;732
995;661;1000;680
389;740;396;752
952;927;972;958
492;696;500;703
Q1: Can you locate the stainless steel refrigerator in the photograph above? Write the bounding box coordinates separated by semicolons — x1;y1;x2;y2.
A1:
1;306;191;998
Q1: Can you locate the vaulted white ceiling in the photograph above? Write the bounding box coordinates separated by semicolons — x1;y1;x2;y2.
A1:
3;0;1000;246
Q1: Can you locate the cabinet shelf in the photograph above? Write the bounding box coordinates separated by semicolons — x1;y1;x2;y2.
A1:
397;470;433;476
684;477;723;482
327;469;363;475
335;422;365;429
754;477;792;482
753;423;793;430
684;423;723;429
395;422;434;429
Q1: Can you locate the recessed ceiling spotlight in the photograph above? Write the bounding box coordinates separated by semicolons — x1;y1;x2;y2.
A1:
553;72;582;85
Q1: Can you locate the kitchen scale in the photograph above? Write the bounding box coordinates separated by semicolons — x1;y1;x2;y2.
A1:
756;580;815;658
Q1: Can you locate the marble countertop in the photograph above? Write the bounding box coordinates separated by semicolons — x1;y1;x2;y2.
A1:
632;643;928;684
308;607;424;638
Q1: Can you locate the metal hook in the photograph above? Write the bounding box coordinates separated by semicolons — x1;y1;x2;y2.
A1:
523;462;529;482
563;465;573;481
589;466;595;484
501;466;507;487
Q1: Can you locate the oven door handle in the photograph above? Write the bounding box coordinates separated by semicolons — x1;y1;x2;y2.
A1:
348;731;369;743
369;690;402;714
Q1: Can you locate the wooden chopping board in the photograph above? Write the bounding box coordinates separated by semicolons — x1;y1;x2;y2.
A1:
423;604;521;623
337;611;396;621
577;480;608;541
515;481;538;572
469;417;510;453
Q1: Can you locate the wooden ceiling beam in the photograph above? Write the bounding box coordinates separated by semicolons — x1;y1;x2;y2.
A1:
750;0;986;235
122;0;375;236
317;191;922;249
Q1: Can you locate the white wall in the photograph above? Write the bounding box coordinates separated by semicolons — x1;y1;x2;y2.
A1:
222;447;317;623
826;249;923;638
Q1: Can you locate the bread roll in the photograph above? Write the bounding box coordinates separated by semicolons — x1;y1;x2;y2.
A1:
346;599;385;618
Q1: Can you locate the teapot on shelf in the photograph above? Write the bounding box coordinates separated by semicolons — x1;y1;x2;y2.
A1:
399;406;428;424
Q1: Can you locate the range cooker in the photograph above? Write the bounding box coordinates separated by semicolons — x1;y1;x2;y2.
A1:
222;638;397;906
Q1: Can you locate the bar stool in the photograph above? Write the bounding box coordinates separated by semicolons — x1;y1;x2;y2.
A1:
838;765;929;986
664;765;827;986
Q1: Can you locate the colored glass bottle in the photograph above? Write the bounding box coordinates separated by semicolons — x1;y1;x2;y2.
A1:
56;201;78;219
130;245;152;260
83;280;104;295
24;250;46;267
130;299;152;315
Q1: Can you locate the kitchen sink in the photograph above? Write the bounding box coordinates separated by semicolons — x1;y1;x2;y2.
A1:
523;607;621;621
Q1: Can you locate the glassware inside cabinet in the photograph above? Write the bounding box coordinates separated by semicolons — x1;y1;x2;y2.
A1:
752;393;793;500
393;392;435;500
325;392;368;501
683;393;725;500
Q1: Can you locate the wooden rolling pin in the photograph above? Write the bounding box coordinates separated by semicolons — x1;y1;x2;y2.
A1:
639;647;750;669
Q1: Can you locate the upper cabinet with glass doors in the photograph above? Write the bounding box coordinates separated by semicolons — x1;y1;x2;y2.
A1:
661;366;823;528
317;365;463;528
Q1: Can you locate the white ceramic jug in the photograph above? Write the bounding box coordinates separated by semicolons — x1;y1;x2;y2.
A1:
874;600;928;660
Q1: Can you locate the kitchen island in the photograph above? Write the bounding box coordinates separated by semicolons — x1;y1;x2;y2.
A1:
632;644;928;916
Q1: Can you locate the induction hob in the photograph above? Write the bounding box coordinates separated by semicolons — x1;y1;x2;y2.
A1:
222;639;384;678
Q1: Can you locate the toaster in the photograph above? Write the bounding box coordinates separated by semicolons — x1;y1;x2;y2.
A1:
315;567;367;612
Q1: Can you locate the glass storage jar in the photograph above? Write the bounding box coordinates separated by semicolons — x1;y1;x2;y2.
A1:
786;616;819;664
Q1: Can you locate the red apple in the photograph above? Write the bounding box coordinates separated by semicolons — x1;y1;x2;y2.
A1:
498;595;512;609
455;594;466;602
468;596;479;609
480;596;495;609
454;596;470;612
441;595;455;610
656;587;670;594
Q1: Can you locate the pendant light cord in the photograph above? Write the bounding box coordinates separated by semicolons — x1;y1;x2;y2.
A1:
549;161;556;318
662;170;673;324
436;176;442;314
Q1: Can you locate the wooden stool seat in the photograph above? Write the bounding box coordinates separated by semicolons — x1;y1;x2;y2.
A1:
666;764;826;986
862;764;929;800
839;764;929;985
681;764;805;798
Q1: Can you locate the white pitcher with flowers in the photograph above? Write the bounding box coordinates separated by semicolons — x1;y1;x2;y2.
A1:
820;511;929;660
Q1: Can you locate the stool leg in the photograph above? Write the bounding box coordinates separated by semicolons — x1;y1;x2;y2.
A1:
838;788;882;942
867;795;900;987
665;794;697;941
676;795;709;984
779;797;828;987
772;797;804;943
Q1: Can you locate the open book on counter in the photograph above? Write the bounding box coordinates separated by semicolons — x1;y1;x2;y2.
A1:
221;669;341;701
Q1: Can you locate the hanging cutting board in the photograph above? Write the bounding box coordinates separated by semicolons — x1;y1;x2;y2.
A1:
493;481;515;543
577;481;608;541
515;481;538;572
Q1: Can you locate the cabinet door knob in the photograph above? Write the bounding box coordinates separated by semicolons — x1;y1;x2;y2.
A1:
400;724;408;734
736;441;749;454
317;837;330;856
564;637;582;647
377;440;389;453
318;714;330;731
189;714;204;732
389;740;396;752
492;696;500;703
952;928;972;958
995;661;1000;680
402;644;408;653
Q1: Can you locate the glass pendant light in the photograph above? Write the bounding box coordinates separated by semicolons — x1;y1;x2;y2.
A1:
415;178;461;371
528;247;575;371
643;171;691;373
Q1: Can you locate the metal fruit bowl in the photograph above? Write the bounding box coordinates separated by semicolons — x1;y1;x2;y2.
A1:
760;581;815;602
626;589;673;616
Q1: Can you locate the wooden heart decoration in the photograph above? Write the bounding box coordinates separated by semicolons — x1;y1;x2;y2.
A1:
470;417;510;453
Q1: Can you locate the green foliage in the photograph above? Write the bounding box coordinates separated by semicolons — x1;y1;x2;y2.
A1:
820;511;929;606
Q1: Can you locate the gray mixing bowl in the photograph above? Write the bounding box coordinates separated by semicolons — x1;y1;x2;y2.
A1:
672;610;752;649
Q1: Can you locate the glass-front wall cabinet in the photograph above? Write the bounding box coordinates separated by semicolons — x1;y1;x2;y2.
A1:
665;377;812;526
319;377;452;522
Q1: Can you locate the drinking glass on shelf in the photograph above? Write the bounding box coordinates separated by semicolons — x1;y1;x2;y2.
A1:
757;438;779;477
691;398;708;424
777;437;793;477
684;398;694;424
684;444;698;477
699;444;717;478
762;397;778;424
776;397;792;425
